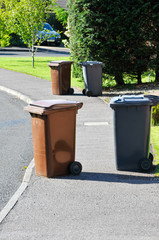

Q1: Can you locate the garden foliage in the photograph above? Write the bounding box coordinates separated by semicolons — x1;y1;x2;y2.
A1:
0;0;12;47
152;105;159;126
68;0;159;85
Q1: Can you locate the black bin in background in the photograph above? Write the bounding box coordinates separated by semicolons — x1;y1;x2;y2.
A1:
80;61;103;96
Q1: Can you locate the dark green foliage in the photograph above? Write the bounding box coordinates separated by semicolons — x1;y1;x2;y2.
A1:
152;105;159;126
148;2;159;82
53;5;68;27
47;13;66;40
51;5;69;41
10;33;26;47
68;0;159;85
47;13;63;31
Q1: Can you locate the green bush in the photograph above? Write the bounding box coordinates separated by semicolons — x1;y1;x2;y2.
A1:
152;105;159;126
67;0;159;85
47;13;66;39
10;33;26;47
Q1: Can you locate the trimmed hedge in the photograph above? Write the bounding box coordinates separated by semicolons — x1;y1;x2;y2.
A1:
68;0;159;85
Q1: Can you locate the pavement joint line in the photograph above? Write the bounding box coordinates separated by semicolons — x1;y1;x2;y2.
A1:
0;85;35;224
0;159;35;224
84;122;109;126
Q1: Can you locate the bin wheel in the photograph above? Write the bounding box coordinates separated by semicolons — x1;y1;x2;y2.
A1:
82;89;86;95
69;161;82;175
149;153;153;162
140;158;152;172
68;88;74;95
86;90;92;97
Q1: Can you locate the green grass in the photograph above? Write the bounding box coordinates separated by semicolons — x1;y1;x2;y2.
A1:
151;126;159;176
0;56;84;89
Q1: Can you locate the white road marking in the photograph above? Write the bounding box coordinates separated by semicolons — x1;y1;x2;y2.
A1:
0;159;35;223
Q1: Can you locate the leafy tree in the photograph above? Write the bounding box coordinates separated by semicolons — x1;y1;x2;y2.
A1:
9;0;53;67
0;0;12;47
148;2;159;82
53;5;68;27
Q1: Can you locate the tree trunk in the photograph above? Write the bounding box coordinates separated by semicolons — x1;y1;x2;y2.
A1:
155;69;159;82
155;51;159;81
32;45;35;68
137;72;142;84
114;73;124;85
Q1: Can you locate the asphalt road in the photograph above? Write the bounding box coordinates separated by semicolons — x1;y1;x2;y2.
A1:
0;91;33;211
0;46;70;57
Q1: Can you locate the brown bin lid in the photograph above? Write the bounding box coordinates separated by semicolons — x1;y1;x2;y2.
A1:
24;99;83;115
48;61;73;67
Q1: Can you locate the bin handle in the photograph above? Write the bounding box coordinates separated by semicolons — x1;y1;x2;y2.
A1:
48;102;83;110
145;95;159;106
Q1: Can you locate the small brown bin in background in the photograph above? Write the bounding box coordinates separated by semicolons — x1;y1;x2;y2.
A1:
24;100;83;178
48;61;74;95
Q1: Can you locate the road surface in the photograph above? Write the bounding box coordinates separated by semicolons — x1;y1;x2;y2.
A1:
0;91;33;211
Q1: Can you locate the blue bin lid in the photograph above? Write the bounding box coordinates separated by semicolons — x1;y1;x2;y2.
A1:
110;95;152;108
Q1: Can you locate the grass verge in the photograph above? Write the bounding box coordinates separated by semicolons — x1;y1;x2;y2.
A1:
151;126;159;176
0;56;84;89
0;56;156;90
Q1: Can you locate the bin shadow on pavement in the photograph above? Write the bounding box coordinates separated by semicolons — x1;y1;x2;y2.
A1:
70;93;83;96
60;171;159;184
101;92;145;98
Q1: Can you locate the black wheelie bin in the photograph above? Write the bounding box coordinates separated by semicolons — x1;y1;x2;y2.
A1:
110;94;159;172
80;61;103;96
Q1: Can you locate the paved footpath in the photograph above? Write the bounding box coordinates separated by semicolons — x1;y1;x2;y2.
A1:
0;68;159;240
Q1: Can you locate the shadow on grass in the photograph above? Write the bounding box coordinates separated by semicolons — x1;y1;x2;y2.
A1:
154;164;159;176
60;170;159;184
102;82;159;93
0;53;18;56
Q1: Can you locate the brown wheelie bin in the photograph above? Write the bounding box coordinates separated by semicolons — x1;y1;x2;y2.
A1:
48;61;74;95
24;99;83;178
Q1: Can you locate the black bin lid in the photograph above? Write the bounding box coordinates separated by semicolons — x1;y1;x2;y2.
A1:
110;95;152;109
79;61;103;66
